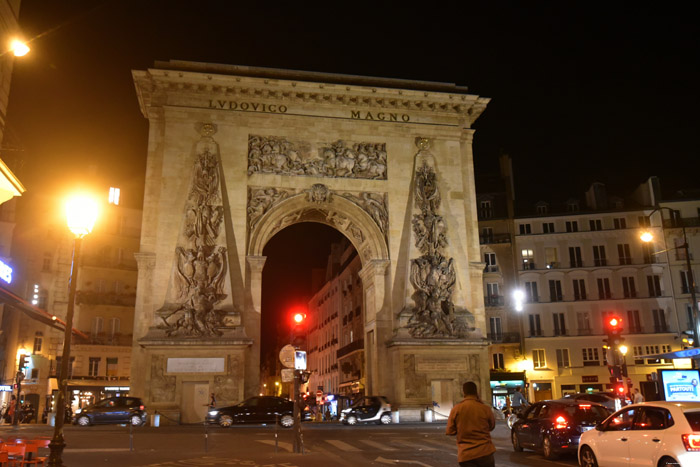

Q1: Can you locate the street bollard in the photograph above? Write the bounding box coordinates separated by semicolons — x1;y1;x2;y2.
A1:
204;419;208;452
129;420;134;451
275;413;278;454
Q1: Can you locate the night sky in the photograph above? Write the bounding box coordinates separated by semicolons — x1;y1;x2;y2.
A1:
3;2;699;363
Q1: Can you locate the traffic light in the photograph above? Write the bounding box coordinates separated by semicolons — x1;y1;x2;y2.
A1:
18;354;28;370
289;307;307;348
604;316;625;347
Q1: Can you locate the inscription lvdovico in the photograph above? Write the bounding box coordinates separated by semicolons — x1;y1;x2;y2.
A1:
208;100;288;113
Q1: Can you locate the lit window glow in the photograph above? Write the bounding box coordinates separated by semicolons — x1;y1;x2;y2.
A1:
109;187;120;205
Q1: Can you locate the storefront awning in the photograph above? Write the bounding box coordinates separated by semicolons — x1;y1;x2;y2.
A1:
640;348;700;360
0;285;88;339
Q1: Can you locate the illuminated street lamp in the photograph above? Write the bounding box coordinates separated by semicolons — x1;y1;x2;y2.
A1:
48;195;98;467
9;39;30;57
640;207;699;351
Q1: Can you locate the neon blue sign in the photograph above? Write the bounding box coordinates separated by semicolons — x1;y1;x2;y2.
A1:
0;259;12;284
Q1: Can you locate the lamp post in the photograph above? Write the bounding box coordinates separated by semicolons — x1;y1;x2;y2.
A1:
640;207;699;351
48;195;98;467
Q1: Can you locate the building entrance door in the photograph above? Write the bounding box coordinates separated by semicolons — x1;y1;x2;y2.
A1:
431;380;454;420
181;381;209;423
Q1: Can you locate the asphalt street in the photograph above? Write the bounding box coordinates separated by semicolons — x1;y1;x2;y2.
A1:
0;421;579;466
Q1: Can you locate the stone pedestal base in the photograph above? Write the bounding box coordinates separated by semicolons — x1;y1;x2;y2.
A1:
386;340;489;420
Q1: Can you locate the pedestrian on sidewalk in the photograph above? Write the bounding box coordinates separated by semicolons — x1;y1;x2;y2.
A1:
446;381;496;467
633;388;645;404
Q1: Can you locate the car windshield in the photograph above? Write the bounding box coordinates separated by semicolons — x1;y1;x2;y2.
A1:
562;404;609;422
352;397;373;408
684;410;700;431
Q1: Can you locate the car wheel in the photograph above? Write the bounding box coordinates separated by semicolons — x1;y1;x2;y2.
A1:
579;446;598;467
219;415;233;427
77;415;90;427
279;414;294;428
511;430;523;452
346;415;358;426
379;414;392;425
659;457;679;467
542;435;557;460
130;415;143;426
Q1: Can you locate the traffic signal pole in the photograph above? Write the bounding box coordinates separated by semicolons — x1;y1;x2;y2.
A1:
293;370;303;454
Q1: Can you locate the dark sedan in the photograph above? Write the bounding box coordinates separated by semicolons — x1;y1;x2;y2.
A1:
511;399;609;459
74;396;147;426
206;396;297;428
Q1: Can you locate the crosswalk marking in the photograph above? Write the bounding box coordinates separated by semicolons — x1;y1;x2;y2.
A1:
392;440;437;451
326;439;362;451
256;439;293;452
359;439;397;451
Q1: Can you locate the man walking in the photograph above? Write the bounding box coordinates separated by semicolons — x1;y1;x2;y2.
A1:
633;388;644;404
511;386;529;415
446;381;496;467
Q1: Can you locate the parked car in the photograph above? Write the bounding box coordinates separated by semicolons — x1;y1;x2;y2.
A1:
74;397;147;426
340;396;392;425
563;391;630;413
579;401;700;467
511;399;609;459
206;396;299;428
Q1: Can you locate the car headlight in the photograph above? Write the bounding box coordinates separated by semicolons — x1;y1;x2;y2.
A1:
75;408;82;414
208;410;219;416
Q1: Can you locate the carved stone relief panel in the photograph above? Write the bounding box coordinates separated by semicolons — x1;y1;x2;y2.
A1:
155;123;238;338
151;354;176;403
248;135;387;180
212;356;240;402
403;354;428;399
405;138;473;339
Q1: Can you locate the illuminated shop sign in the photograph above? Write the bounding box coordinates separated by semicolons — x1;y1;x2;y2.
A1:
0;259;12;284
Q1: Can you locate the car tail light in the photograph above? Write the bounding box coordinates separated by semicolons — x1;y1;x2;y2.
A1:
682;434;700;451
579;404;591;409
554;416;568;429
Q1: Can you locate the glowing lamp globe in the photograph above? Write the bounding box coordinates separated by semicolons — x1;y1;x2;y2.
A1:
65;195;98;237
640;231;654;243
10;39;29;57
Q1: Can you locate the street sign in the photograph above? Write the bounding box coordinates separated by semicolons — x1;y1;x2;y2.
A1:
279;344;296;369
281;368;294;383
294;350;307;370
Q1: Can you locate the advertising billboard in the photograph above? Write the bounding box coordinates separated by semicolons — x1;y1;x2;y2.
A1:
659;369;700;402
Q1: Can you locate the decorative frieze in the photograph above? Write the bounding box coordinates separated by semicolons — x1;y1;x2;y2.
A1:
247;135;387;180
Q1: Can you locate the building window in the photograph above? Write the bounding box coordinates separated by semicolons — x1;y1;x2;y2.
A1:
638;216;650;227
519;224;532;235
633;346;645;364
593;245;607;266
31;368;39;379
582;348;600;366
545;247;558;268
532;349;546;369
674;238;688;261
486;283;501;306
542;222;555;233
109;187;120;205
106;358;118;377
92;317;103;335
484;253;497;272
489;317;502;341
589;219;602;231
567;200;579;212
556;349;570;368
597;278;612;299
680;270;695;294
652;309;668;333
525;281;539;302
569;247;583;268
613;217;627;229
642;243;655;264
622;276;637;298
42;252;52;272
536;203;548;215
88;357;100;377
109;317;121;338
481;227;494;243
627;310;641;333
687;304;695;331
549;280;563;302
529;314;542;336
521;249;535;269
577;312;591;335
573;279;587;300
553;313;567;336
647;275;662;297
55;357;75;379
33;333;43;354
565;221;579;232
480;200;492;219
492;353;504;370
617;244;632;265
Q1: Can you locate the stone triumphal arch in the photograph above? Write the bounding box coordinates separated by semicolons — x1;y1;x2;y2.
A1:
131;61;490;422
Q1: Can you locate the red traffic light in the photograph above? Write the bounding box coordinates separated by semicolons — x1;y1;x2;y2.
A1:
293;312;305;324
609;317;620;328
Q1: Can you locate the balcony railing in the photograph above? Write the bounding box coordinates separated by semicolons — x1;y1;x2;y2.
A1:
81;255;137;271
488;332;520;343
654;325;670;333
484;295;505;307
76;291;136;307
479;233;511;245
663;216;700;228
80;332;133;346
484;265;500;273
336;339;364;359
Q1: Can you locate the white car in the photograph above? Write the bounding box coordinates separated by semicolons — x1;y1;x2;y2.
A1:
578;401;700;467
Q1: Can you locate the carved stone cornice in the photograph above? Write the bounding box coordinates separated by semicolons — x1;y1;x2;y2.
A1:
133;66;490;125
245;255;267;274
358;259;391;284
